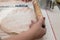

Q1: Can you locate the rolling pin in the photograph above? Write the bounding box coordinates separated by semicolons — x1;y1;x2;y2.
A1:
33;0;45;28
33;0;43;20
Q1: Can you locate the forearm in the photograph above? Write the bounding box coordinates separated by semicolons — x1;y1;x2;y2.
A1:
17;28;39;40
3;29;36;40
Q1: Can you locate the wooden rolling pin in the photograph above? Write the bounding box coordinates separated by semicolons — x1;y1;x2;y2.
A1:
33;0;43;20
33;0;45;28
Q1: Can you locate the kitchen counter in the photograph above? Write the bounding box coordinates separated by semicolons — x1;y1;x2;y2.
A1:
38;0;60;40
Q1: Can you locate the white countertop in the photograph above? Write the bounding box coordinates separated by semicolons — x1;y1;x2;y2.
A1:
45;6;60;40
38;0;60;40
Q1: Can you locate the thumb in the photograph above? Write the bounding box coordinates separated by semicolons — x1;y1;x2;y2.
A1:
29;20;35;28
37;16;46;28
37;16;44;25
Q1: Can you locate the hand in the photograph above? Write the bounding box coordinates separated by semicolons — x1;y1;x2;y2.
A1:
29;16;46;39
22;0;32;2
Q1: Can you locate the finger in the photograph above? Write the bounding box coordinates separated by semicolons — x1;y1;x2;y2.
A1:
37;17;46;29
29;0;32;1
42;28;46;36
29;20;35;28
27;0;28;2
22;0;26;2
42;17;46;28
39;28;46;38
31;20;35;24
24;0;26;2
22;0;32;2
41;17;46;35
26;0;32;2
34;28;46;39
42;24;45;28
22;0;24;1
37;16;44;25
39;16;44;24
42;24;46;36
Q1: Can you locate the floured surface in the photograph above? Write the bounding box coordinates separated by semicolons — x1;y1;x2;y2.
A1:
1;7;36;33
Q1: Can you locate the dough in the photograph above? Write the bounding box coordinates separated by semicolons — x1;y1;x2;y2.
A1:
0;7;37;34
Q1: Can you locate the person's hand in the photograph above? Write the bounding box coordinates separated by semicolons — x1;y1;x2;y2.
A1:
29;16;46;39
22;0;32;2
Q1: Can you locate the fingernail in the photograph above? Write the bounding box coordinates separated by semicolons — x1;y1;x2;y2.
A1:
22;0;24;1
42;24;45;28
29;0;32;1
43;17;45;20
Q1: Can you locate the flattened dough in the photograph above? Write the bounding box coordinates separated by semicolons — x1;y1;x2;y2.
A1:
0;7;37;34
